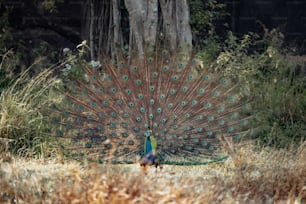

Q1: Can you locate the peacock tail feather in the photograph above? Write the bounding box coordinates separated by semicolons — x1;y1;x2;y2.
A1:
48;47;252;164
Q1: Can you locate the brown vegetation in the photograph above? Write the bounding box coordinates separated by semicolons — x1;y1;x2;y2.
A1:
1;143;305;204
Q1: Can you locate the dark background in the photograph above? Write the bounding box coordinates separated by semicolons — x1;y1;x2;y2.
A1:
224;0;306;52
2;0;306;53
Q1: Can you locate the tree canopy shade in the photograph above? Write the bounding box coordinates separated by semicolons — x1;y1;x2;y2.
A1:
81;0;192;60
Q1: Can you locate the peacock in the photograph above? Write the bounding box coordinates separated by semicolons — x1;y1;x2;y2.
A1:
48;47;252;166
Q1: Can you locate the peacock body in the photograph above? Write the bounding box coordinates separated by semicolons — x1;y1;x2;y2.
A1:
49;48;251;164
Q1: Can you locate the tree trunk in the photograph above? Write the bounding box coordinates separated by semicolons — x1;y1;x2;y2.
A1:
89;0;95;61
144;0;158;46
160;0;192;52
176;0;192;50
112;0;122;59
124;0;192;54
159;0;177;50
82;0;125;59
124;0;146;57
82;0;192;59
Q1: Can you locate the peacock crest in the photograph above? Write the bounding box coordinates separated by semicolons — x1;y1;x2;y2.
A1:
48;47;252;164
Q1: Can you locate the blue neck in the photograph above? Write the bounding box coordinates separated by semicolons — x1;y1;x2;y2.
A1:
145;137;152;155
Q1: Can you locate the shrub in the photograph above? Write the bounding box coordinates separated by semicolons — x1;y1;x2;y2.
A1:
206;30;305;148
0;58;61;157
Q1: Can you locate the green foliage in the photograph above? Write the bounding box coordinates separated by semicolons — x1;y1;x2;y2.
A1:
189;0;227;54
214;32;260;82
0;9;13;52
196;37;221;64
189;0;227;37
0;50;19;93
42;0;64;13
208;30;306;148
0;4;58;82
252;61;306;148
0;9;21;92
59;41;91;80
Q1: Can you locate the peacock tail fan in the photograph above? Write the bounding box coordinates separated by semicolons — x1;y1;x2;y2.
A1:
46;46;253;164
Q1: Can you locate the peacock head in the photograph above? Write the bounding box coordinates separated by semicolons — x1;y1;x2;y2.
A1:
145;127;152;138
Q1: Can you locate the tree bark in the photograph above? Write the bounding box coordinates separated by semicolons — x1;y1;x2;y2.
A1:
160;0;192;52
124;0;146;56
144;0;158;46
125;0;193;54
89;0;95;60
159;0;177;50
81;0;192;59
176;0;192;50
112;0;122;58
82;0;125;59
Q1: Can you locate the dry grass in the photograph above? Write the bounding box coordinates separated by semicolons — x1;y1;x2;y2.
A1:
0;143;305;204
0;66;60;157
